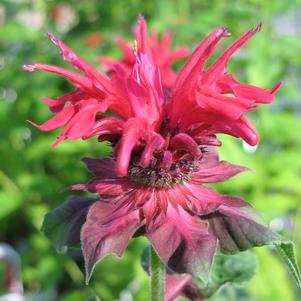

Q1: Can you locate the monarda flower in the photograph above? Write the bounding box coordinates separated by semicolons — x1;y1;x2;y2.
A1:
25;16;299;287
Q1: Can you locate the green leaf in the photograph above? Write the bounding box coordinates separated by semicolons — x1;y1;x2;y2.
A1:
199;251;258;297
208;284;258;301
209;251;258;286
274;240;301;287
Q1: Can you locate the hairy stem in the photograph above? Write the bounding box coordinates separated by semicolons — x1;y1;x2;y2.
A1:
150;246;165;301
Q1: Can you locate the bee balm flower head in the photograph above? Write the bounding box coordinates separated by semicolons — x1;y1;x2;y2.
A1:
24;16;286;284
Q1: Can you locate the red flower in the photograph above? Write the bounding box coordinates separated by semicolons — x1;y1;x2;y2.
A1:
99;16;189;89
25;16;288;285
23;16;281;153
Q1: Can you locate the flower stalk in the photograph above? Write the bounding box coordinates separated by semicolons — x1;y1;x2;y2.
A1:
150;246;165;301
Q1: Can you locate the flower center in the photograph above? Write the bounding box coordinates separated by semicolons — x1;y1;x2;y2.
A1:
128;157;199;188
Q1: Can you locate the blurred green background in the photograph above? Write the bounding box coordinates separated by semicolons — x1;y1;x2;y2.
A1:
0;0;301;300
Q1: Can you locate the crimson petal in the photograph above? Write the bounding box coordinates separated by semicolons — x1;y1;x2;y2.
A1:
22;64;94;92
27;104;75;132
203;23;262;84
116;117;149;176
174;27;229;92
47;32;111;92
171;133;202;159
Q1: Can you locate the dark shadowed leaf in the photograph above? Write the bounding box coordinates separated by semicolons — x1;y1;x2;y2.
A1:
204;206;278;253
140;245;151;274
41;196;97;253
204;205;301;286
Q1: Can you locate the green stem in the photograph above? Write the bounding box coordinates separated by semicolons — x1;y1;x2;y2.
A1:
150;246;165;301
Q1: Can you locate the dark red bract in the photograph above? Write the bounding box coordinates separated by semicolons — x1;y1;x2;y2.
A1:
71;149;253;282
